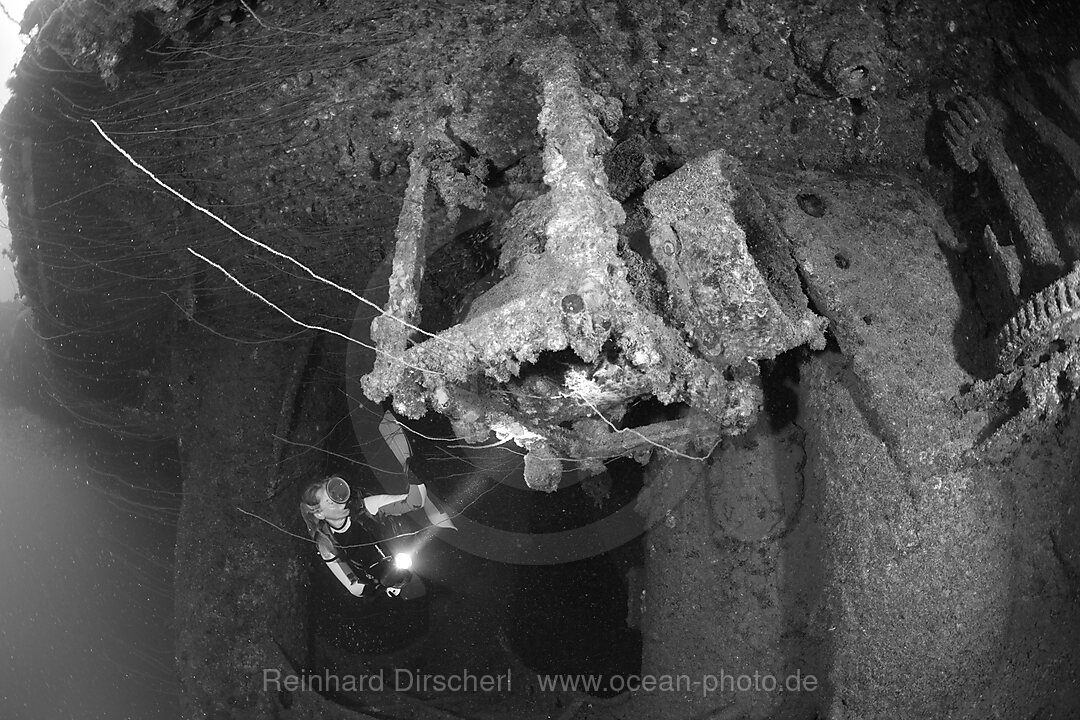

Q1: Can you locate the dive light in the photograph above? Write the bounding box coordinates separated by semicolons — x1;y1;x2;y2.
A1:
375;551;414;588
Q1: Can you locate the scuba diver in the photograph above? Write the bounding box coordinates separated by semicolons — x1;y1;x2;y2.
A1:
299;411;455;599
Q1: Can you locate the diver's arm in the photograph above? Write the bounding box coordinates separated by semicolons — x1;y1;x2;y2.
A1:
326;558;371;596
318;540;374;597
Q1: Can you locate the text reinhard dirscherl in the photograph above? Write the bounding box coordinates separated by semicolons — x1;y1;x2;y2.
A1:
263;668;511;694
262;668;820;697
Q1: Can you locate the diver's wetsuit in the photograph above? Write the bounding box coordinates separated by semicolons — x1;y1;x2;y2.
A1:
321;514;390;596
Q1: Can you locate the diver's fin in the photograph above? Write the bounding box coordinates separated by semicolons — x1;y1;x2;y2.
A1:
424;502;457;531
378;410;412;470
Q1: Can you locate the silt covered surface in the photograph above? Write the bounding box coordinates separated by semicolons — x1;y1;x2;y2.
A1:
2;0;1080;718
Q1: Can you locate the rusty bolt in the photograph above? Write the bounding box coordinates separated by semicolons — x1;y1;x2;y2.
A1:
561;293;585;313
697;325;721;350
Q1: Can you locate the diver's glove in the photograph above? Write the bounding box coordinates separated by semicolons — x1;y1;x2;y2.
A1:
348;571;384;599
385;586;402;597
358;581;386;599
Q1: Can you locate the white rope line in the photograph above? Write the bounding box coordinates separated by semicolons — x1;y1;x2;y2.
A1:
89;118;451;346
568;389;715;462
189;249;439;375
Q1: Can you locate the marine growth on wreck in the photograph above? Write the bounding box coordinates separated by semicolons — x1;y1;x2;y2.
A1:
1;2;1080;719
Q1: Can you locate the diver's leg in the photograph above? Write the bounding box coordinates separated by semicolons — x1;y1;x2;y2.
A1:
378;411;457;529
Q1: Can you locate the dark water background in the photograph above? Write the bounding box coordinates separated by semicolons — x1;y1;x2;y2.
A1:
0;404;179;718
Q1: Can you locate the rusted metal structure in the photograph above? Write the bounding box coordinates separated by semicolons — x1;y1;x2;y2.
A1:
361;43;825;490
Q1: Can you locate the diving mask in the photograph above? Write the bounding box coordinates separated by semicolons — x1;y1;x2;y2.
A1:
326;476;352;505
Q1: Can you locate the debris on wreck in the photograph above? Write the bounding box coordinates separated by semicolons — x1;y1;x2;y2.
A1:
943;92;1065;294
361;41;826;491
943;65;1080;445
997;265;1080;371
